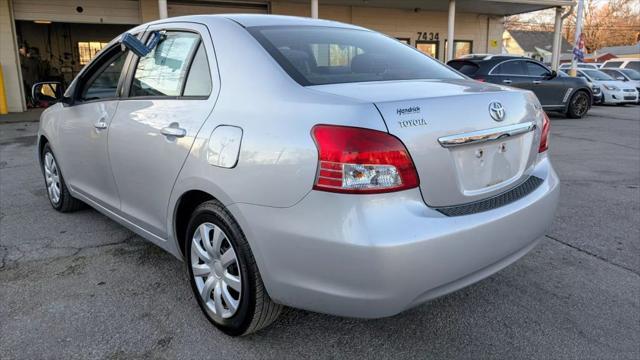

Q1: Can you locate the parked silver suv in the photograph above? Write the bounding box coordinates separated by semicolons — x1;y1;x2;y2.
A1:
36;15;560;336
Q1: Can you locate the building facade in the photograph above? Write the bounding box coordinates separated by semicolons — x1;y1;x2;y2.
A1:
0;0;574;113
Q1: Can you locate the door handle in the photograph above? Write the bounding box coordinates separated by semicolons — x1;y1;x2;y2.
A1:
161;124;187;138
502;79;512;84
532;80;542;84
94;121;108;130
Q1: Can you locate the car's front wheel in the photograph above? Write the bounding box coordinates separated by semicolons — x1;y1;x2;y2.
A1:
185;200;282;336
566;91;590;118
41;143;83;212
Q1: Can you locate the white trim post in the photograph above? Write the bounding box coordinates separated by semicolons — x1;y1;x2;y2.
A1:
446;0;456;62
311;0;319;19
551;7;563;71
158;0;168;19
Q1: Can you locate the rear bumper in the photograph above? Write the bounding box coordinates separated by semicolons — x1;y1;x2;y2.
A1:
229;157;560;318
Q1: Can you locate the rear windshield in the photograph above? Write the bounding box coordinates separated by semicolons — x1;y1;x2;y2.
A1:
248;26;462;86
447;60;479;76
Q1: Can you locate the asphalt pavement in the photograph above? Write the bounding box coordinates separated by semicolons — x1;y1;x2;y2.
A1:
1;105;639;359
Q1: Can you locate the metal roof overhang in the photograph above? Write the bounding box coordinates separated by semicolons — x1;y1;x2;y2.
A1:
283;0;575;16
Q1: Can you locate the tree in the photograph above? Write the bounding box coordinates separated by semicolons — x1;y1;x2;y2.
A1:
506;0;640;53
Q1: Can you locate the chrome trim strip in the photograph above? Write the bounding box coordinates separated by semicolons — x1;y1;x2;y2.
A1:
438;121;537;148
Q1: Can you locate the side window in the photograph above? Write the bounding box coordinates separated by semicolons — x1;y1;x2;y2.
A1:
604;61;623;68
525;61;550;77
130;31;201;97
183;43;212;97
80;50;127;101
493;60;525;75
626;61;640;72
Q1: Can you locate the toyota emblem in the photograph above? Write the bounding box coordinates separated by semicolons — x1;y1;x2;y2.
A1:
489;101;506;122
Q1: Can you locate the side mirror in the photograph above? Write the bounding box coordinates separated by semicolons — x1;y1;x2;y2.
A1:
616;76;627;81
32;82;63;106
546;70;557;79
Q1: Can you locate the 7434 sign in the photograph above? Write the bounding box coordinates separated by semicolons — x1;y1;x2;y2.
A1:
417;32;440;41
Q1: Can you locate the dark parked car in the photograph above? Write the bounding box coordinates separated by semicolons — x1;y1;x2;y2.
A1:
447;55;592;118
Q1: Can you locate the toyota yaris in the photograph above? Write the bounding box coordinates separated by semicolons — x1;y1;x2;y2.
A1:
35;14;559;336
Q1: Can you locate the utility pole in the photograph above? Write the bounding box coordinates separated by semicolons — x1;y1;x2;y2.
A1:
570;0;584;76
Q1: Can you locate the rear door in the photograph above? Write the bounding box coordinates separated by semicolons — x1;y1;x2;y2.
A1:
108;23;220;237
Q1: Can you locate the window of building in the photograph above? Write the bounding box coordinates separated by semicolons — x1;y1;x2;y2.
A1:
416;41;439;59
309;43;364;67
444;40;474;59
130;31;200;97
78;42;109;65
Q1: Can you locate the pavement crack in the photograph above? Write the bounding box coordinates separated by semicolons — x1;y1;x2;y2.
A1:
47;233;138;254
552;133;640;151
545;235;639;277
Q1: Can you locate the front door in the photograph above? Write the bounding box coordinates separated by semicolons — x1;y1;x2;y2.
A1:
56;46;129;211
108;23;219;238
486;59;531;89
523;60;566;107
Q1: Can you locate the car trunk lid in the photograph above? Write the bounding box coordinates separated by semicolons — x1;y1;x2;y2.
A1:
309;79;544;207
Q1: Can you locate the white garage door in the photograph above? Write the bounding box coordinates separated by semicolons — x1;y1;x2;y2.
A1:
168;1;268;17
13;0;141;25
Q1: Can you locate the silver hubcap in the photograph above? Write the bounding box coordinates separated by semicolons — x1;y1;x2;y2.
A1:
191;222;242;319
44;152;61;204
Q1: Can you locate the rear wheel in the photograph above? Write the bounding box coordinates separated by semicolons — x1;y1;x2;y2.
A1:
185;200;282;336
566;91;590;118
41;144;83;212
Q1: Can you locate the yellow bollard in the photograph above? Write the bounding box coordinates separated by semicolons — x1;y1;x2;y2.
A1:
0;63;9;114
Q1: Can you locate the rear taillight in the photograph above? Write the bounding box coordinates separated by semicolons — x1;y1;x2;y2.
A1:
311;125;419;194
539;112;550;153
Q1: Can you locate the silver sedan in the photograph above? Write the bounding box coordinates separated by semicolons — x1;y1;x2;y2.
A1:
35;14;559;336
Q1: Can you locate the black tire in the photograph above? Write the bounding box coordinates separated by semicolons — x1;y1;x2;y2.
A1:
185;200;282;336
566;90;590;118
41;143;84;212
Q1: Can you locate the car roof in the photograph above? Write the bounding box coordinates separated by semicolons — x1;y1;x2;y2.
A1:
221;14;366;30
143;14;368;32
452;54;528;62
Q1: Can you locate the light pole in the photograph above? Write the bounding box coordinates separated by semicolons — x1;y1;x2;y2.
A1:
570;0;584;76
